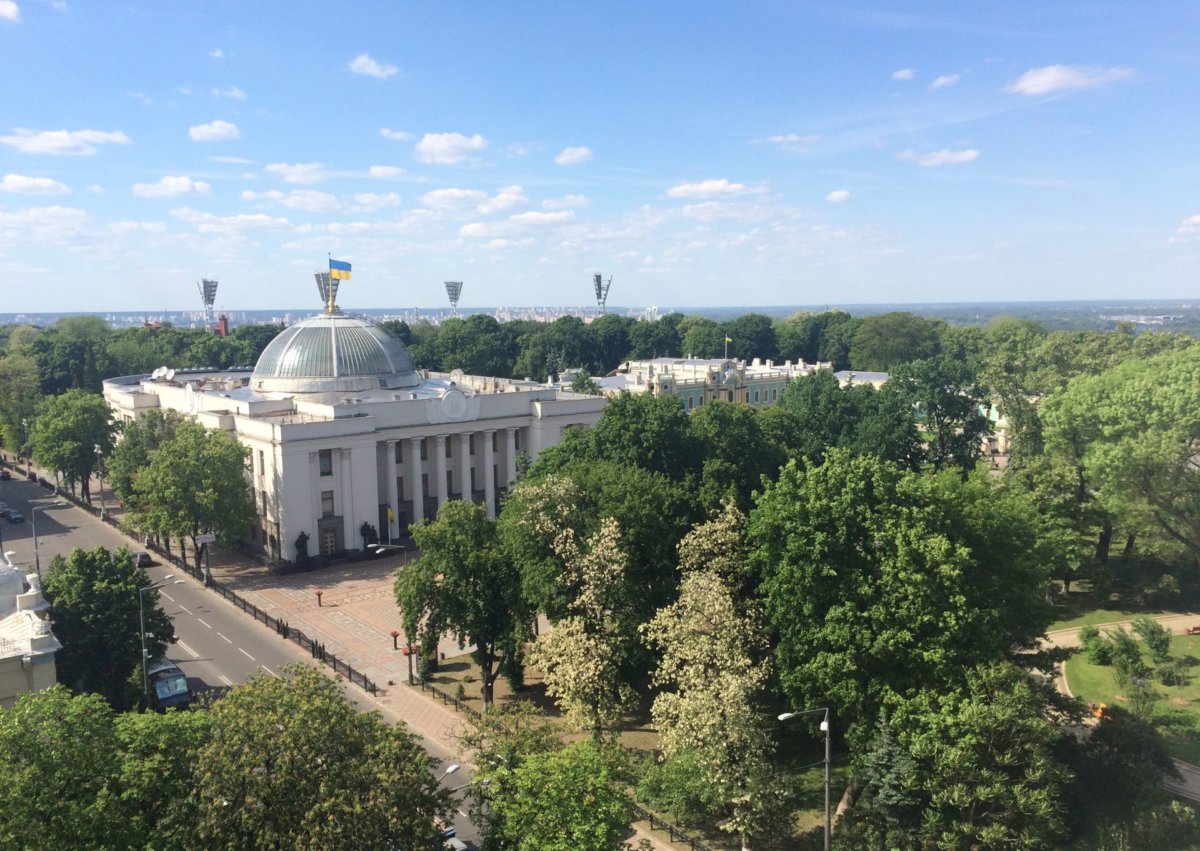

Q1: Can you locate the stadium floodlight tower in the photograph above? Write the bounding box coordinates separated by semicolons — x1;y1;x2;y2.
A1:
593;273;613;315
445;281;464;317
196;279;218;331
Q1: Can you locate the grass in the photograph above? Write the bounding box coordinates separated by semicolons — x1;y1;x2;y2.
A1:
1065;631;1200;763
1047;582;1194;632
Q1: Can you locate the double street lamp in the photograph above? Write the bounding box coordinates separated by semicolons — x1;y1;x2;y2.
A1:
779;707;831;851
138;572;184;703
31;500;66;578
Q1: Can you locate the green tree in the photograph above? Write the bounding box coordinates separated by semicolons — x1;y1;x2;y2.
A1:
750;452;1054;746
1132;615;1173;665
193;664;452;849
396;500;526;707
44;546;175;709
28;388;116;501
721;312;777;362
628;314;682;360
889;355;992;477
0;347;42;453
570;369;601;395
489;740;633;851
131;419;255;569
105;408;185;501
678;315;725;359
689;401;785;511
31;315;115;395
585;313;635;374
0;687;124;850
574;391;700;480
848;311;941;371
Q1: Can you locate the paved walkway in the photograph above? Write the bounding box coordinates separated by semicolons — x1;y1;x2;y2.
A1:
1045;612;1200;802
3;458;684;851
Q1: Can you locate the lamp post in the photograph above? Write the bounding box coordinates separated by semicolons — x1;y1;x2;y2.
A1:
779;707;831;851
138;573;184;703
30;500;66;578
94;443;107;521
367;542;408;565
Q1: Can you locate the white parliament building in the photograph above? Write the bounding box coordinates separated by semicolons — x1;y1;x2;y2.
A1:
103;282;605;563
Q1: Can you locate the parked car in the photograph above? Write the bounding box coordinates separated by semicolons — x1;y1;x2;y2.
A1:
133;552;154;567
7;511;24;523
0;469;11;480
146;658;192;711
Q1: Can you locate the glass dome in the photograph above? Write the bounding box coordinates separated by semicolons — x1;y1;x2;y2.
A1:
250;313;420;394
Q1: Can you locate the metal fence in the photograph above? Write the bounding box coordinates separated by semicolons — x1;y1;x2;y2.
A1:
11;464;380;697
413;677;482;720
630;804;716;851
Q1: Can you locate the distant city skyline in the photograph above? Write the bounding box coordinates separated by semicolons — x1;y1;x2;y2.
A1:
2;2;1198;311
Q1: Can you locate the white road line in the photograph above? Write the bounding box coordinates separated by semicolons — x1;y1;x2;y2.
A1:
177;604;190;614
177;640;199;659
161;592;175;602
262;666;277;677
217;633;233;644
219;675;233;686
197;618;212;629
239;648;255;661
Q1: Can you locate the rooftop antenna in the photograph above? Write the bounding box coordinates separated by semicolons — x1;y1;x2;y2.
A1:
445;281;464;317
196;279;218;331
593;273;612;315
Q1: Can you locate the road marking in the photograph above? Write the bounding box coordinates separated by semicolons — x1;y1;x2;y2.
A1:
262;666;277;677
177;604;190;614
161;592;175;602
219;675;233;686
239;648;256;661
217;632;233;644
458;810;469;819
177;640;199;659
197;618;212;629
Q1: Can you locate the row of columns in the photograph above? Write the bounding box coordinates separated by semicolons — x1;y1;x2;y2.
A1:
383;428;520;539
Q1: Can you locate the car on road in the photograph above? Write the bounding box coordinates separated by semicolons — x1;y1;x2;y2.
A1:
133;552;154;567
6;510;23;523
0;469;11;480
146;658;192;711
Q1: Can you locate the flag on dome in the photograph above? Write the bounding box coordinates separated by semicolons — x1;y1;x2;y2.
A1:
329;258;352;280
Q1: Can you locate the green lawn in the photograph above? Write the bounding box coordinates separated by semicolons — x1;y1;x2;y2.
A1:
1065;632;1200;763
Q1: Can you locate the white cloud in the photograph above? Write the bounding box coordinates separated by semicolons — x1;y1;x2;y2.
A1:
459;221;501;238
380;128;412;142
0;206;91;245
930;74;960;89
0;174;70;195
171;206;291;235
212;85;246;100
680;201;768;222
759;133;820;154
110;220;166;234
891;68;915;81
825;189;851;203
368;165;404;178
87;184;104;193
0;128;131;156
127;91;153;106
421;187;487;211
414;132;488;165
554;146;593;166
352;192;402;208
241;188;338;211
348;53;398;79
210;155;252;164
510;210;572;225
666;178;766;199
132;175;211;198
0;1;19;22
1005;64;1134;96
1171;214;1200;242
542;194;588;210
188;120;240;142
896;148;979;167
477;185;528;214
264;162;326;184
209;48;224;58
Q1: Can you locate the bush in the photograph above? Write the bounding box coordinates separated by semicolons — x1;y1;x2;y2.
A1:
1132;616;1172;665
1081;625;1115;666
636;751;724;828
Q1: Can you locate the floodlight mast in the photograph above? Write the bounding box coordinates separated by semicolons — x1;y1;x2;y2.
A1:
196;279;218;331
444;281;464;317
593;273;612;315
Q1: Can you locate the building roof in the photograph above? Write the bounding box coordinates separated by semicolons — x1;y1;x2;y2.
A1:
250;312;420;394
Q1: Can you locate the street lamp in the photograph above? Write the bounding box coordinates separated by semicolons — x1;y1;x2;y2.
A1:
367;542;408;565
779;708;831;851
439;763;461;781
138;573;184;703
94;443;107;520
30;500;66;578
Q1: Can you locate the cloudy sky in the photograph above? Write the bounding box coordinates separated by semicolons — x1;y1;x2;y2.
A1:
1;1;1198;312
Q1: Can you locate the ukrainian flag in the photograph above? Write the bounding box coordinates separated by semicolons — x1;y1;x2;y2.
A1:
329;258;352;280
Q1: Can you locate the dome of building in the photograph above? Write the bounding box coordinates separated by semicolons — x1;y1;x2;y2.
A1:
250;312;421;394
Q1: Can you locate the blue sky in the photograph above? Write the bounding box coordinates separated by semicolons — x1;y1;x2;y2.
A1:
1;1;1198;312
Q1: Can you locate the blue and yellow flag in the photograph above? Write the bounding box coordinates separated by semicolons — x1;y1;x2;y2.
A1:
329;258;352;280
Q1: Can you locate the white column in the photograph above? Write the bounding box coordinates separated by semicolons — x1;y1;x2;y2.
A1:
456;433;471;497
483;429;496;519
386;439;399;541
504;427;518;489
339;448;354;544
434;435;448;511
409;437;424;525
309;451;321;527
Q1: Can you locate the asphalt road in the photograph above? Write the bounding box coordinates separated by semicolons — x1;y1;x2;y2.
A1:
0;473;478;845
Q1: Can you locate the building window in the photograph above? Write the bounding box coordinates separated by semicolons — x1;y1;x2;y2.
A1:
469;434;476;455
446;470;453;494
492;431;499;451
320;490;335;517
514;430;522;451
258;450;265;477
260;489;268;516
319;449;333;476
419;439;428;461
445;438;452;458
395;441;403;463
470;468;478;491
687;396;694;410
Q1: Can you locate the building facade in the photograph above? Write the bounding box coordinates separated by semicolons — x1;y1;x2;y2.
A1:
585;357;830;411
104;299;604;563
0;556;60;708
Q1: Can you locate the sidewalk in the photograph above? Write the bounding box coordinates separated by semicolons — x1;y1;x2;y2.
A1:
5;457;685;851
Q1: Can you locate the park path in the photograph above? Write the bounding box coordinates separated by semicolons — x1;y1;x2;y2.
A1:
1045;612;1200;802
2;456;688;851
